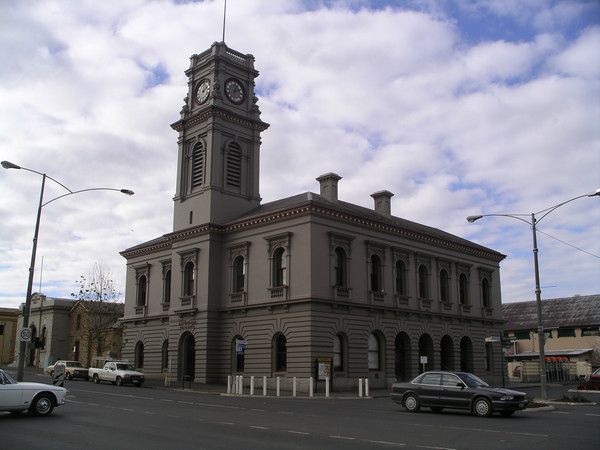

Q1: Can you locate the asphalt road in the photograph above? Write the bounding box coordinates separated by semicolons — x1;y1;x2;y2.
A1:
1;375;599;450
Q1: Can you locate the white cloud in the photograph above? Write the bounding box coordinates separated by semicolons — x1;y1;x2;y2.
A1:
0;0;598;309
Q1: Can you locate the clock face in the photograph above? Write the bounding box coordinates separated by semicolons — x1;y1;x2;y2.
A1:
224;78;245;104
196;80;210;104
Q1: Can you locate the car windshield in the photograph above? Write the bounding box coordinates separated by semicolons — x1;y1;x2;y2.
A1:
0;370;16;385
457;373;490;387
116;363;135;371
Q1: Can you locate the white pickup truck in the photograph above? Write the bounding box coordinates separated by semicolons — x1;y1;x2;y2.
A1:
88;361;145;387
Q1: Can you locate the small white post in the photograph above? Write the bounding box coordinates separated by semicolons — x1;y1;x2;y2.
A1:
365;378;370;397
359;378;363;397
233;376;237;394
276;376;280;397
309;376;314;397
250;376;255;396
227;375;232;394
325;376;330;397
293;377;297;397
263;376;267;396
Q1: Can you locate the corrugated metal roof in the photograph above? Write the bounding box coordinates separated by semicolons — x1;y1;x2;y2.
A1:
502;295;600;330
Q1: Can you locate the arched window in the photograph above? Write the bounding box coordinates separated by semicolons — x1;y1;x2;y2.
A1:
164;270;171;304
370;255;382;292
137;276;147;307
191;142;205;189
333;333;346;372
134;341;144;369
459;273;468;305
482;278;491;308
161;340;169;371
418;265;429;299
334;247;347;287
274;334;287;372
183;262;195;296
232;256;245;292
439;269;449;303
226;142;242;188
395;260;406;296
368;333;380;370
272;247;286;287
485;342;494;371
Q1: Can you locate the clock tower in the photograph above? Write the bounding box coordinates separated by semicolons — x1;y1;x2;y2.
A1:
171;42;269;230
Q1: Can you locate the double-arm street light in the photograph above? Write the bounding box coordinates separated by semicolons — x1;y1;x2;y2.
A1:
2;160;134;381
467;189;600;400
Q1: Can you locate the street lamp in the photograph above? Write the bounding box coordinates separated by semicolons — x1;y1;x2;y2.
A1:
2;160;134;381
466;189;600;400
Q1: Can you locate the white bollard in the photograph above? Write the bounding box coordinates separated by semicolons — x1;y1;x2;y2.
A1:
276;376;280;397
359;378;363;397
293;377;297;397
239;375;244;395
233;376;237;394
263;376;267;396
309;377;314;397
250;376;255;396
325;377;330;397
227;375;232;394
365;378;369;397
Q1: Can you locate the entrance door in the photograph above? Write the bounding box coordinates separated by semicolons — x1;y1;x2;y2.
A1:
178;333;195;381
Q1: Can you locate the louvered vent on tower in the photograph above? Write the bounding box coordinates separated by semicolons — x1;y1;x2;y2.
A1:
191;142;205;189
226;142;242;187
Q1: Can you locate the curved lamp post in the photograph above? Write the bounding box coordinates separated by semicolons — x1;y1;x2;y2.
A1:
2;160;134;381
467;189;600;400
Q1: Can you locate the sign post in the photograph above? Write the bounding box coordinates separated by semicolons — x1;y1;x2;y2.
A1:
420;355;428;373
19;327;32;343
52;363;65;387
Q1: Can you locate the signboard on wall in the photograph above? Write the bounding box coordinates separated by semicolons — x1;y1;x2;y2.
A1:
235;339;247;354
317;356;332;380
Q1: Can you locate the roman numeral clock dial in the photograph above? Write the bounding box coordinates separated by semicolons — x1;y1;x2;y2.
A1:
224;78;245;104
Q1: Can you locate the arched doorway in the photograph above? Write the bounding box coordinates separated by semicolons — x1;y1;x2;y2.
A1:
460;336;474;372
394;332;411;381
178;332;195;381
440;335;454;370
418;334;434;373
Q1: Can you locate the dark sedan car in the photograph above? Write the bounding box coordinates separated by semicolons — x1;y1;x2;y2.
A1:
391;371;528;417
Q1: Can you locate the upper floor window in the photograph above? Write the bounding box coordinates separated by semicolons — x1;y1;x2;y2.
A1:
191;142;205;189
439;269;449;303
395;260;407;296
183;262;195;296
418;265;429;299
557;328;576;338
370;255;382;292
164;269;172;304
481;278;491;308
232;256;245;292
459;273;469;305
272;247;287;287
334;247;347;287
137;275;147;307
226;142;242;188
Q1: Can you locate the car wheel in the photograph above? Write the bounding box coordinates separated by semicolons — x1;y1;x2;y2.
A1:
404;393;420;412
30;394;55;417
500;411;515;417
93;374;100;384
430;407;443;413
116;376;123;386
473;397;492;417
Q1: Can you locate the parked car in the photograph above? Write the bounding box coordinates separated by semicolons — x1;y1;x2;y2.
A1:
578;367;600;390
88;361;144;386
47;360;89;380
390;371;528;417
0;369;67;416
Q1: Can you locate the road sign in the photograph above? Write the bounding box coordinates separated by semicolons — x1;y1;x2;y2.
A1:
19;327;32;342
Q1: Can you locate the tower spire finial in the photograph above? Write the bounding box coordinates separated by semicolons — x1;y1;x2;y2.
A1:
222;0;227;43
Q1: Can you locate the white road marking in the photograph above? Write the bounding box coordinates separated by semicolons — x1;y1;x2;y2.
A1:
177;401;194;405
278;411;293;415
416;446;456;450
160;399;174;402
508;432;549;438
286;430;310;435
250;426;269;430
143;411;157;415
251;408;265;412
122;408;134;412
368;440;406;446
329;436;355;440
217;421;234;425
585;413;600;417
195;402;240;409
551;411;571;414
441;426;500;433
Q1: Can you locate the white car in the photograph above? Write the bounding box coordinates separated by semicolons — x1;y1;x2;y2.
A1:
0;369;67;416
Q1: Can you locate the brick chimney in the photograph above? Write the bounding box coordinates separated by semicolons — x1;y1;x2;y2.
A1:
316;173;342;202
371;190;394;217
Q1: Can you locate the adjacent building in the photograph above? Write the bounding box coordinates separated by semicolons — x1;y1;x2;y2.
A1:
120;41;507;389
0;307;19;365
